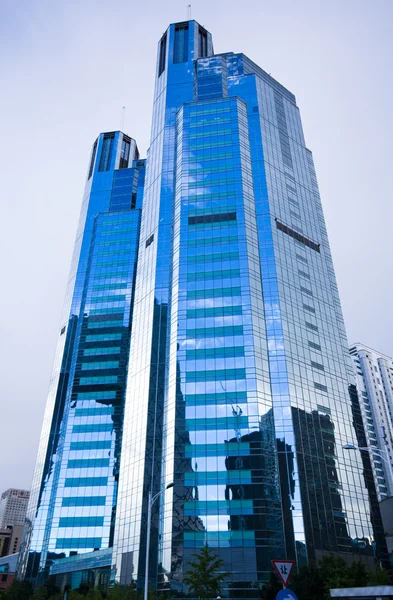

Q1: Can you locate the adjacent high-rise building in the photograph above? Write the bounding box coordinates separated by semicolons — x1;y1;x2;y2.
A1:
0;490;29;529
349;343;393;500
19;20;388;595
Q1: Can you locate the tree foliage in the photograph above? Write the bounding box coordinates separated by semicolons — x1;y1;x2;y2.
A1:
289;554;390;600
1;579;33;600
183;544;229;599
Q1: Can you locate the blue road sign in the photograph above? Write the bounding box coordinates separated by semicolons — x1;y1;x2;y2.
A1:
276;589;299;600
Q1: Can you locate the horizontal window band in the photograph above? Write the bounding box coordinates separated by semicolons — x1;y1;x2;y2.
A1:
64;477;108;487
83;347;121;356
70;441;112;451
56;538;102;550
186;416;249;431
186;368;246;382
92;283;127;291
276;219;320;253
185;391;247;405
314;382;328;393
81;361;119;371
184;500;254;516
186;306;242;319
185;442;250;457
76;391;117;400
187;287;241;300
89;308;126;316
188;251;239;264
87;322;123;330
311;361;325;371
186;346;244;360
90;295;127;304
308;341;321;351
79;376;118;385
85;334;122;342
187;269;240;281
184;471;252;485
93;271;129;279
67;458;110;469
188;212;237;225
74;407;114;417
187;234;238;248
72;424;113;434
186;325;244;338
62;496;106;507
303;304;315;313
59;517;104;528
300;286;313;296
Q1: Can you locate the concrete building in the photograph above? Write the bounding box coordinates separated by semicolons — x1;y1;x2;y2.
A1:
0;526;23;557
349;344;393;500
0;553;19;593
0;489;30;528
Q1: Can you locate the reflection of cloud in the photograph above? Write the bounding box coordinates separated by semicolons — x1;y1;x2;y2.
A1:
268;340;285;351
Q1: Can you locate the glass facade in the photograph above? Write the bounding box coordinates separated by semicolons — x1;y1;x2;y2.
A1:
18;132;145;588
20;18;388;597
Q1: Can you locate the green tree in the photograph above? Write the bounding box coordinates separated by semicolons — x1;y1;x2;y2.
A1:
85;588;104;600
68;591;85;600
260;574;282;600
107;583;138;600
1;579;33;600
291;554;391;600
183;544;229;599
32;577;60;600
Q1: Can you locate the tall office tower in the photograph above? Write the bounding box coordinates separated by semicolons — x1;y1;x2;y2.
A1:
0;490;30;528
20;19;388;595
349;343;393;499
18;132;145;588
112;20;388;593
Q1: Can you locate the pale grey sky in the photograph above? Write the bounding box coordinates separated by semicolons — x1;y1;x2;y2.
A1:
1;0;392;489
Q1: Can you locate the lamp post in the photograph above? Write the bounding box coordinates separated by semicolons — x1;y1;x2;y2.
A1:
343;444;393;494
144;482;174;600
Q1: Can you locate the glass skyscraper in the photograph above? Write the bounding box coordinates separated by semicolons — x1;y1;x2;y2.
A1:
19;19;388;596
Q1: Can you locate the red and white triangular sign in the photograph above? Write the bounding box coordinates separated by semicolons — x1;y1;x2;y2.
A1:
272;560;295;587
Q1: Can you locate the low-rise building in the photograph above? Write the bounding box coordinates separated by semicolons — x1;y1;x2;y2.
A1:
0;553;18;593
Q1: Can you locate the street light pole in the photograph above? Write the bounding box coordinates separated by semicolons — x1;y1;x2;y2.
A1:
144;482;174;600
343;444;393;494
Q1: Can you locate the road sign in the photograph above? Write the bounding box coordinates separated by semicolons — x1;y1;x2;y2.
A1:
272;559;295;587
276;589;299;600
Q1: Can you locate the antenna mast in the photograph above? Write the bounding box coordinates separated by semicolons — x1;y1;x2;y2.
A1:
120;106;126;132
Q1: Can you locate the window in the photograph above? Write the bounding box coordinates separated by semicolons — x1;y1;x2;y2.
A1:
309;341;321;351
299;270;310;279
303;304;315;314
276;219;320;253
119;137;131;169
174;23;189;63
88;140;97;179
301;286;313;297
60;325;66;335
146;233;154;248
62;496;106;507
188;212;236;225
98;133;115;172
314;382;328;393
199;26;208;57
311;361;325;371
158;32;167;76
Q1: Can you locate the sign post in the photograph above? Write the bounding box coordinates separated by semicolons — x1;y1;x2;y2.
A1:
271;559;295;588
